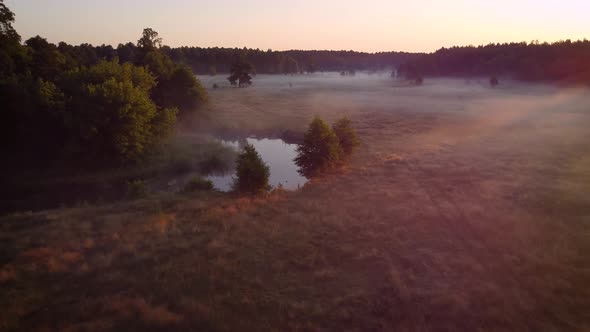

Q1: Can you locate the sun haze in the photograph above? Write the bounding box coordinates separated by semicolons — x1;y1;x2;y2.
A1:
7;0;589;52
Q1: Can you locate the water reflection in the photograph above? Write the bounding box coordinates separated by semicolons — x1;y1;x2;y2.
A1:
207;137;307;191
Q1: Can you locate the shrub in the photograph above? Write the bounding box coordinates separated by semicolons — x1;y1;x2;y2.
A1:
294;116;343;177
126;179;148;198
234;144;270;193
332;117;360;156
183;176;213;192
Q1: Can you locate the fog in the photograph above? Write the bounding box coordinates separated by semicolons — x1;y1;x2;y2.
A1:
192;72;590;202
196;72;589;142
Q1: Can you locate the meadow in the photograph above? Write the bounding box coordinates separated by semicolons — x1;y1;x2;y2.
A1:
2;74;590;331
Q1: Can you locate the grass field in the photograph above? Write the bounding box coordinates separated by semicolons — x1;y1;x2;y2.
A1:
2;74;590;331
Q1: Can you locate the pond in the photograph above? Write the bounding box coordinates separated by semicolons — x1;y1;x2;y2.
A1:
207;137;308;191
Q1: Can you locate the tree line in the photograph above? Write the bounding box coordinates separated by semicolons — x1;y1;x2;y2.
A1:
0;1;207;170
398;40;590;84
5;42;420;76
165;48;420;75
17;38;590;84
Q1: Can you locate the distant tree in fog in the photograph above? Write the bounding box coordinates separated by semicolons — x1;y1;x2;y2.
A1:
339;69;356;76
490;76;499;87
306;61;318;74
281;56;299;75
228;56;254;87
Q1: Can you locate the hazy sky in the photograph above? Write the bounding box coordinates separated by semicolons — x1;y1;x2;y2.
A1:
6;0;589;52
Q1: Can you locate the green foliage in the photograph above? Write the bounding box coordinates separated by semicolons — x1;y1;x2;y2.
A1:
228;55;254;87
62;60;175;162
183;176;214;192
139;49;175;78
332;117;360;156
116;42;137;63
398;40;590;83
0;0;19;42
137;28;162;51
0;5;205;171
25;36;68;80
154;64;208;113
152;107;178;141
294;116;343;177
160;46;418;75
70;58;157;91
126;179;148;198
136;31;208;114
0;0;27;77
234;144;270;193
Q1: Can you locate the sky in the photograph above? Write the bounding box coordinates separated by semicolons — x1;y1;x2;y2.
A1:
6;0;590;53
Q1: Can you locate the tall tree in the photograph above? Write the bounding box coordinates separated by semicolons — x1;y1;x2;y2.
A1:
0;0;19;42
228;55;254;87
137;28;162;51
0;0;27;76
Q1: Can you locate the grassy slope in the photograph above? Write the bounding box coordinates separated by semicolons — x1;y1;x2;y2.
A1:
2;77;590;331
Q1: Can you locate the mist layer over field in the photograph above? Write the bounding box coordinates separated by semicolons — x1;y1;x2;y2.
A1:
3;73;590;331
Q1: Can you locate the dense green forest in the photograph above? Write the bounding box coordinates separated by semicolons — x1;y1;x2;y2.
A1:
164;48;419;74
15;39;590;83
398;40;590;83
0;1;207;170
47;42;420;75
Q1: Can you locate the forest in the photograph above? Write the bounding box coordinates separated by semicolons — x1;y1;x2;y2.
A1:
0;16;208;169
398;40;590;83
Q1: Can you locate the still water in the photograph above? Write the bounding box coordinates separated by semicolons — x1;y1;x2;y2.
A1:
207;137;308;191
